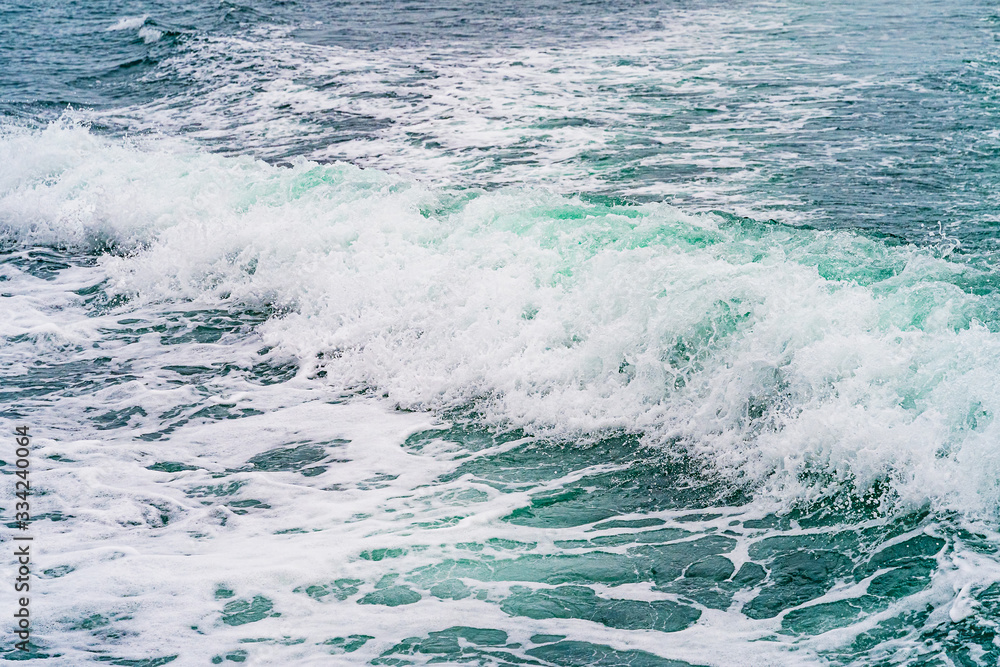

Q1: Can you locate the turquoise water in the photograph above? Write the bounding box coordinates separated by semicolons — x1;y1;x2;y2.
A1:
4;1;1000;665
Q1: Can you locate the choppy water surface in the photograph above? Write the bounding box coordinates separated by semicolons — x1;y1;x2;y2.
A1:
4;1;1000;665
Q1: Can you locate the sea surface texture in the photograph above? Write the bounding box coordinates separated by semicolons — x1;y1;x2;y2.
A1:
3;0;1000;665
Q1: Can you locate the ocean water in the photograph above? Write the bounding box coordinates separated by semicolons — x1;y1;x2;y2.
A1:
3;0;1000;664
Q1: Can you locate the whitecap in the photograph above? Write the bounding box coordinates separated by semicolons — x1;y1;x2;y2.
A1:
105;15;148;32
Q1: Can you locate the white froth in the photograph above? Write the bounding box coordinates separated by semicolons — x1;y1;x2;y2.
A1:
3;123;1000;519
76;7;869;224
138;26;163;44
105;16;148;32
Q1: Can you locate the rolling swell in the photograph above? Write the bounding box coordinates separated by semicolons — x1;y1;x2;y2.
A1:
3;122;999;516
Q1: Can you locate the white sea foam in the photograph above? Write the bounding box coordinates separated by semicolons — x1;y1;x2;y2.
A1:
0;244;803;663
3;122;1000;519
138;26;163;44
77;7;868;224
70;0;998;243
105;16;148;32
